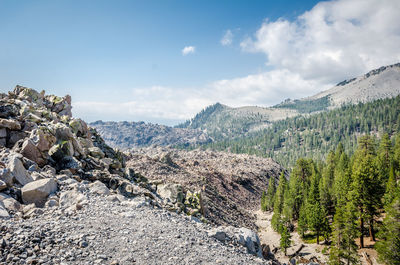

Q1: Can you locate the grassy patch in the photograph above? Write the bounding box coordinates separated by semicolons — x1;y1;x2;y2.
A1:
301;232;327;244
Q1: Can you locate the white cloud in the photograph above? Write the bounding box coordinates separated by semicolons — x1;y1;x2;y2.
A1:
221;29;233;46
241;0;400;83
182;46;196;56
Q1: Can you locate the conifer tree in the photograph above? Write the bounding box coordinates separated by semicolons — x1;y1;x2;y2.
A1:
265;177;276;210
272;172;287;231
297;202;308;238
320;151;336;213
384;166;398;207
261;191;267;211
279;223;292;256
350;135;379;247
330;200;360;264
306;167;329;244
376;197;400;265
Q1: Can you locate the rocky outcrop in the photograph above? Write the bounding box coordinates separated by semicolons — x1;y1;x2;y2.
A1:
89;120;211;149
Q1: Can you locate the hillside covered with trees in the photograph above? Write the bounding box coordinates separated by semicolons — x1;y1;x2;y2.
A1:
261;134;400;264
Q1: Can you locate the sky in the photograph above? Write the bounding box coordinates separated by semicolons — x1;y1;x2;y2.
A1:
0;0;400;125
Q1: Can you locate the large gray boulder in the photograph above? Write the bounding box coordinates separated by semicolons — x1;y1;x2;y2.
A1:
89;180;110;195
21;178;57;206
7;155;33;185
235;227;263;258
20;139;47;167
157;183;184;203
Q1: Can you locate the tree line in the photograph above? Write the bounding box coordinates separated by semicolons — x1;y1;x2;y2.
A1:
261;133;400;264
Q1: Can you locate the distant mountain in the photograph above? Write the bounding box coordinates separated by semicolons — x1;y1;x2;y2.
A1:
274;62;400;111
176;103;298;139
90;120;211;149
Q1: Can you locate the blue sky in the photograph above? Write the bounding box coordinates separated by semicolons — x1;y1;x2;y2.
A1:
1;0;400;125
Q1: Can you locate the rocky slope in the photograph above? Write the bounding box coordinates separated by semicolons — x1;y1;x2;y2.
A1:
126;147;285;230
0;85;291;264
308;62;400;107
89;120;211;149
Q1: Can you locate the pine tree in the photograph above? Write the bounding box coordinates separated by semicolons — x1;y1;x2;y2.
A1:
261;191;267;211
350;135;379;247
306;167;329;244
265;177;276;210
320;151;336;213
333;152;351;205
280;223;292;256
384;166;398;207
272;172;287;231
376;197;400;265
329;197;359;264
297;202;308;238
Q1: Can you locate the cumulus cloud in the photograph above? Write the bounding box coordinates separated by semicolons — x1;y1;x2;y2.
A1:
241;0;400;83
182;46;196;56
221;29;233;46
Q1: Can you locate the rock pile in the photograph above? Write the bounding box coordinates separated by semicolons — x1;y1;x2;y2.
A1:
126;147;285;229
0;85;129;218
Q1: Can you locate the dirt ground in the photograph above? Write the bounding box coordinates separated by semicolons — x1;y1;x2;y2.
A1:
254;210;382;265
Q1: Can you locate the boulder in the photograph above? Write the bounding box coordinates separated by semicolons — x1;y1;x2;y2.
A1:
21;178;57;206
69;118;88;137
14;85;44;103
7;155;33;185
0;168;13;187
20;139;47;167
89;180;110;195
59;190;87;210
235;228;263;258
30;128;56;152
48;140;74;161
0;202;10;219
88;147;105;159
2;197;21;212
0;118;21;130
157;183;184;203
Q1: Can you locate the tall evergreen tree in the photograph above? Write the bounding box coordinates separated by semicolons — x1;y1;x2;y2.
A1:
384;166;398;207
376;197;400;265
350;136;379;247
265;177;276;210
280;223;292;256
307;167;329;244
329;200;359;265
272;172;287;231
